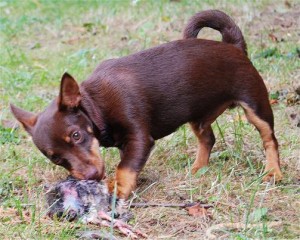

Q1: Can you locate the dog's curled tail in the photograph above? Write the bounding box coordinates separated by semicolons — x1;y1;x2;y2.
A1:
183;10;247;56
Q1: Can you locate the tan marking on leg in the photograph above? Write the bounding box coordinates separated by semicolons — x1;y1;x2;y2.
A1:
240;103;282;182
192;144;210;174
190;125;214;174
110;167;137;199
188;102;228;175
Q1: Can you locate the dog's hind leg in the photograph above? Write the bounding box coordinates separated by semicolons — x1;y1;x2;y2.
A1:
189;123;215;174
239;101;282;182
189;103;230;175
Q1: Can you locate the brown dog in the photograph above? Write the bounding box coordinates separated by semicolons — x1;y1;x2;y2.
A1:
11;10;282;200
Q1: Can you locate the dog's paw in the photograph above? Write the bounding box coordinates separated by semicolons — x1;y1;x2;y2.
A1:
262;168;283;183
191;163;208;175
191;166;200;175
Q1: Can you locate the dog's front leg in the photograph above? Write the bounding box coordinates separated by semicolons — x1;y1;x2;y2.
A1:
109;132;154;200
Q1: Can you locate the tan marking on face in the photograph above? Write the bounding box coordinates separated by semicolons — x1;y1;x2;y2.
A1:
90;138;105;178
90;138;101;159
110;167;137;199
240;102;282;181
64;136;71;143
87;126;93;133
68;138;105;181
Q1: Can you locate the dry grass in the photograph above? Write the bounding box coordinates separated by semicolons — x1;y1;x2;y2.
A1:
0;0;299;239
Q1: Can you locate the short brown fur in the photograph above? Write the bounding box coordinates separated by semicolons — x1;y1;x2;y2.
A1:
108;168;138;199
239;102;282;181
10;10;282;199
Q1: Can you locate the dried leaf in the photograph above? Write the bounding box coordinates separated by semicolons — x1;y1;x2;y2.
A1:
186;203;211;218
270;99;278;105
285;1;292;8
286;92;299;106
268;33;278;42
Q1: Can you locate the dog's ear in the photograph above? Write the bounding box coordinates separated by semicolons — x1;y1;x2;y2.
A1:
58;72;81;110
10;104;37;135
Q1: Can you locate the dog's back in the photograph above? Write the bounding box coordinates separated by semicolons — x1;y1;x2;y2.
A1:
82;38;261;139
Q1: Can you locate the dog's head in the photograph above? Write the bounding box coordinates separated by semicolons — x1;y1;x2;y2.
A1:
10;73;105;181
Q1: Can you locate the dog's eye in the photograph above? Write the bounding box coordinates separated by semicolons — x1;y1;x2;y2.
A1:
72;131;82;142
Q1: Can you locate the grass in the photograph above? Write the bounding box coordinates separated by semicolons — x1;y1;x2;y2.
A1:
1;0;299;239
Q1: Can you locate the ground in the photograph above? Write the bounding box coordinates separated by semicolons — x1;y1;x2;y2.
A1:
0;0;299;239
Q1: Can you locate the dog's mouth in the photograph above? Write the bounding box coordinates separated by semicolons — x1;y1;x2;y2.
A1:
70;170;104;182
85;138;106;181
70;162;105;181
55;138;106;182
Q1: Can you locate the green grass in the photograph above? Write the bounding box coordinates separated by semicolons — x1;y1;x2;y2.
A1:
1;0;299;239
